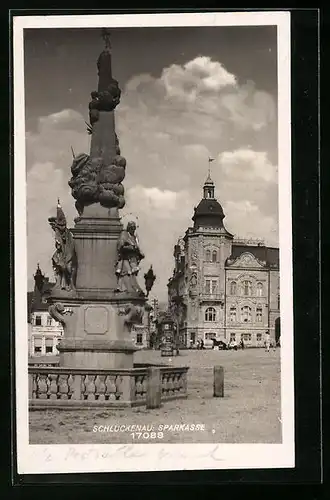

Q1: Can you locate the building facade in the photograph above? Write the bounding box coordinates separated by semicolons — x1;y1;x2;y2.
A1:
27;265;63;357
167;175;280;348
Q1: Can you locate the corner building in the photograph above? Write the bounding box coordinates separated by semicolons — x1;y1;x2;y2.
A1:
167;175;280;348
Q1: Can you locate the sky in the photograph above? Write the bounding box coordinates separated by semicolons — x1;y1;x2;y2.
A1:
24;25;278;301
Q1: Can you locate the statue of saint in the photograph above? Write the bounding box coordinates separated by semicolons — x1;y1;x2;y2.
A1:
115;221;145;294
48;201;76;292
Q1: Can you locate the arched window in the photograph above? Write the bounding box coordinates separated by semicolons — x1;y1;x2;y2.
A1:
243;280;252;296
256;282;263;297
205;307;216;322
229;307;236;323
212;250;217;262
230;281;237;295
205;249;211;262
241;306;252;323
256;306;262;322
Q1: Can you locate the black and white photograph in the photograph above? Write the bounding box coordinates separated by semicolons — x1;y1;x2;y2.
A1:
14;12;294;474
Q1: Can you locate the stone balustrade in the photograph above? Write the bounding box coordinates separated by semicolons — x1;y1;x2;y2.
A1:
28;365;189;409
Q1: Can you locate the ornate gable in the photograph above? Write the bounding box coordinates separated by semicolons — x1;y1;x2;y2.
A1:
226;251;266;269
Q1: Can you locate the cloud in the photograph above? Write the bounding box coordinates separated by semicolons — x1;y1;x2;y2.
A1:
161;56;237;102
219;149;277;183
26;109;89;172
224;199;278;246
25;55;278;300
38;109;85;131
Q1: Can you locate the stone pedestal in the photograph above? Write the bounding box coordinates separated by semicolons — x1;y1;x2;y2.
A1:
54;295;144;369
50;206;146;370
72;204;122;291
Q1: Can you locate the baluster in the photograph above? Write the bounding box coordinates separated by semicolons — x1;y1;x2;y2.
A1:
105;375;116;400
167;373;174;395
162;373;168;397
115;376;122;400
135;375;142;399
37;374;48;399
32;373;37;399
142;375;147;398
172;373;179;393
95;375;106;401
178;373;184;392
58;374;69;399
67;374;74;400
86;375;96;401
81;375;87;400
109;375;117;401
48;373;58;400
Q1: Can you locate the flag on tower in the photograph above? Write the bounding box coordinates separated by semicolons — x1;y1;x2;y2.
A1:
208;157;215;162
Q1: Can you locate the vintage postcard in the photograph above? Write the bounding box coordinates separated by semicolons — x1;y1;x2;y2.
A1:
14;11;294;474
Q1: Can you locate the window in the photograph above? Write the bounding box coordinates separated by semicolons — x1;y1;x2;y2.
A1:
45;337;53;354
35;315;42;326
205;332;215;340
205;249;211;262
243;281;252;296
277;294;280;310
47;315;52;326
164;324;170;330
256;333;262;341
230;281;237;295
205;307;216;322
212;250;217;262
242;333;252;341
256;282;263;297
229;307;237;323
256;307;263;322
136;333;143;345
241;306;252;323
230;333;236;341
34;337;42;351
205;278;217;294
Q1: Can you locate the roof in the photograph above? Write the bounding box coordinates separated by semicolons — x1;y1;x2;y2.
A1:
28;278;56;318
192;198;225;228
229;244;279;268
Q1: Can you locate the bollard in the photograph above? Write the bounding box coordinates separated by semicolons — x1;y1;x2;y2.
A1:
146;367;161;409
213;365;224;397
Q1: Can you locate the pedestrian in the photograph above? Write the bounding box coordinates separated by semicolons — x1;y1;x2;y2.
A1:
240;338;245;350
264;331;271;352
200;339;204;350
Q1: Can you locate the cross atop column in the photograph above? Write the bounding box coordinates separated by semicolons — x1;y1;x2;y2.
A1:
102;28;112;51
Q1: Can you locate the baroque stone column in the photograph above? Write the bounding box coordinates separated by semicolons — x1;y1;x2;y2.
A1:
48;29;147;370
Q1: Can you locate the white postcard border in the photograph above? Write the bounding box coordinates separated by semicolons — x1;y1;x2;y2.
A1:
14;11;294;475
